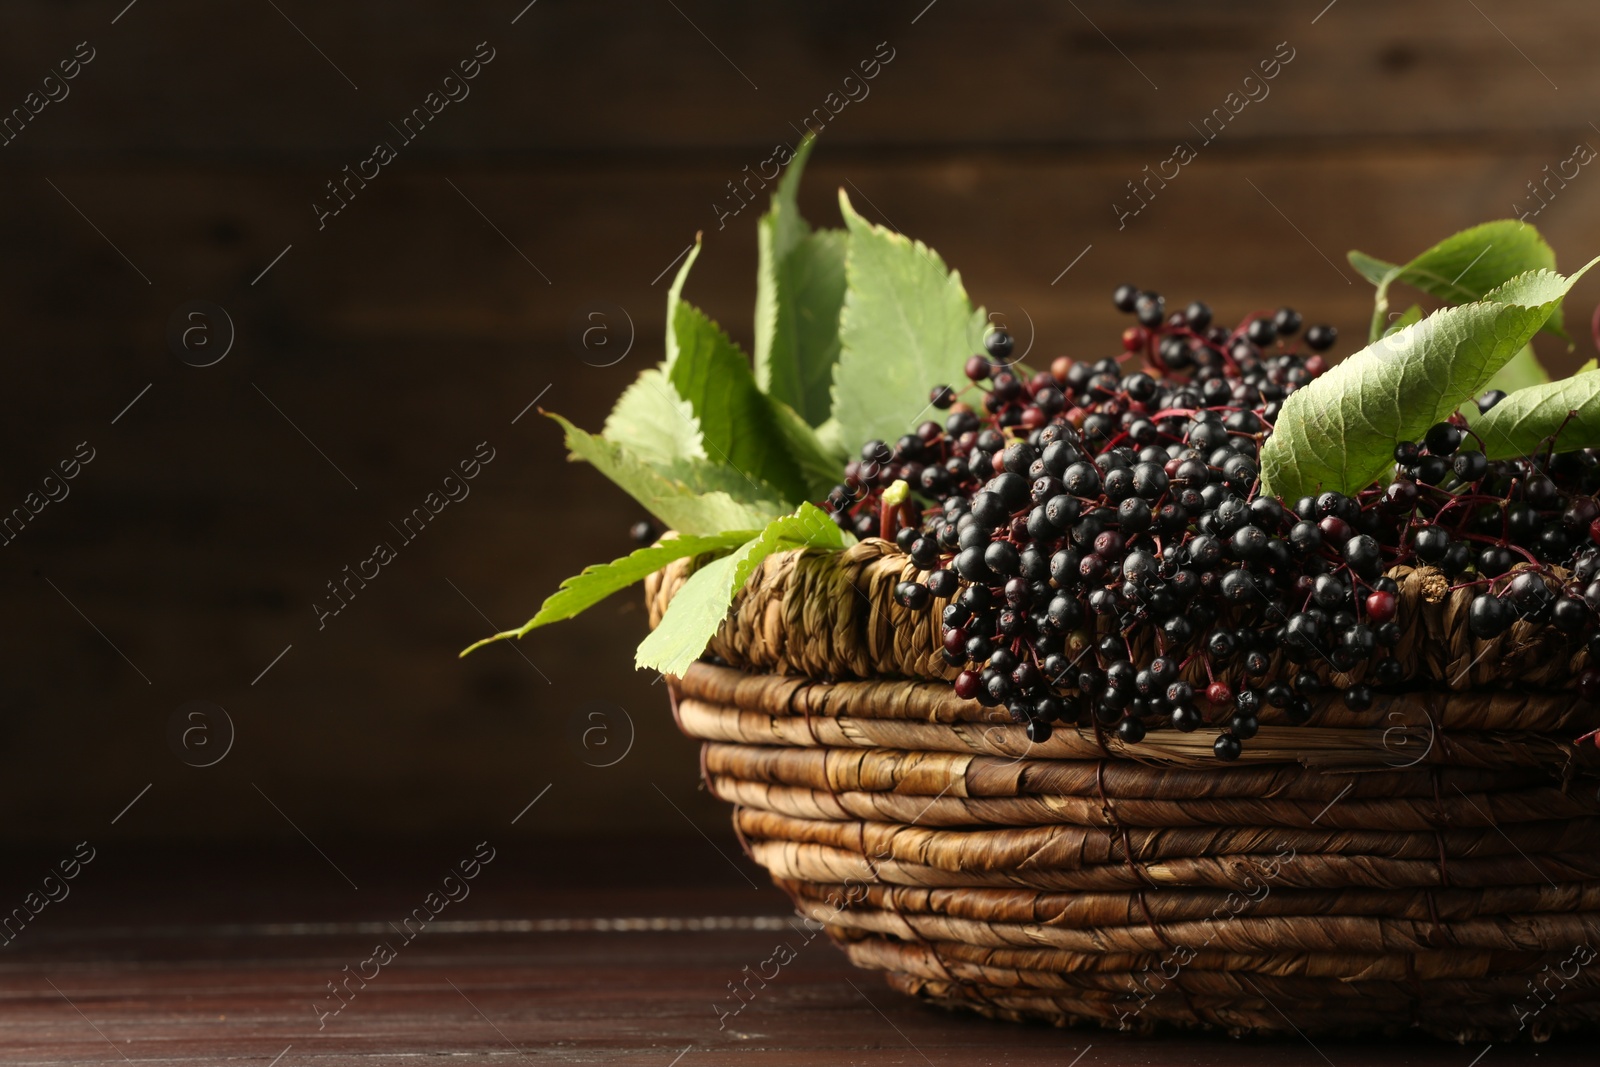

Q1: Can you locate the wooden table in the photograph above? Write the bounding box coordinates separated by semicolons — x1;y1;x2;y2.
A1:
0;840;1585;1065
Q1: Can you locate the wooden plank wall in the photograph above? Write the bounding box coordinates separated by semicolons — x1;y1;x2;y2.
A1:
1;0;1597;843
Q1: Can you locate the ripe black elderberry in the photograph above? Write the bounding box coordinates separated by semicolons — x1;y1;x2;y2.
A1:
894;581;930;610
1246;318;1277;346
1342;535;1382;579
1468;594;1512;638
1452;451;1488;482
1423;422;1463;456
1134;292;1165;328
985;329;1015;362
1304;324;1337;351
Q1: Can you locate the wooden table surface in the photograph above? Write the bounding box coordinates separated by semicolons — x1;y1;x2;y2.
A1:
0;840;1587;1066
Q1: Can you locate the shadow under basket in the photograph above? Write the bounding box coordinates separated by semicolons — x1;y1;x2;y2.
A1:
645;539;1600;1042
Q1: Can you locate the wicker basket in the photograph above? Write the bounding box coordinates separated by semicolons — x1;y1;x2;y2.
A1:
645;539;1600;1041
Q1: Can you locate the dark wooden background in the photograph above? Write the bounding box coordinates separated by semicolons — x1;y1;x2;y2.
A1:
4;0;1600;847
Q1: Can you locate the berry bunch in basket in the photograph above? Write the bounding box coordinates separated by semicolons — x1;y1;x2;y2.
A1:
826;287;1600;760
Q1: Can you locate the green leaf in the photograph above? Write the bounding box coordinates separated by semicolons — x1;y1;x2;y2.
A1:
1348;249;1399;288
1396;221;1561;316
767;394;849;500
550;413;788;535
1382;304;1424;337
1260;260;1600;501
662;239;702;372
635;502;853;676
758;230;847;425
813;417;847;458
656;233;813;502
1471;368;1600;459
768;137;814;256
831;190;988;454
632;553;742;677
1354;220;1566;343
602;367;706;465
669;300;808;502
754;137;848;426
1480;344;1551;396
458;531;756;656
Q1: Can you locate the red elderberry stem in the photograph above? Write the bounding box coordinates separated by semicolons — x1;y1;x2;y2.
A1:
1545;410;1580;465
1451;530;1542;566
1101;430;1132;453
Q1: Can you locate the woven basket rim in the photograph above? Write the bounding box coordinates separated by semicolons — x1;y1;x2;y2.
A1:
645;536;1598;725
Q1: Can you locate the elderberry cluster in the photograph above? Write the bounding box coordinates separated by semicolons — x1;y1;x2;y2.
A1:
822;284;1600;759
1381;415;1600;691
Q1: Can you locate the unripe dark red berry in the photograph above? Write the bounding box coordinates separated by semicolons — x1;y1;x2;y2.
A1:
1318;515;1352;544
1365;590;1398;624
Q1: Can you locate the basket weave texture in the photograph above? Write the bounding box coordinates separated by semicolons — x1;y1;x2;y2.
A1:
645;540;1600;1040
